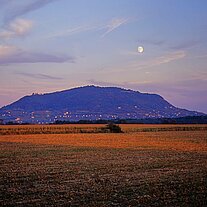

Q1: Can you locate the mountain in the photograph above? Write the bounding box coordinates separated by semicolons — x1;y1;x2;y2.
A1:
0;85;204;124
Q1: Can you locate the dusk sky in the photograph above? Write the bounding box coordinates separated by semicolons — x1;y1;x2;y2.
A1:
0;0;207;113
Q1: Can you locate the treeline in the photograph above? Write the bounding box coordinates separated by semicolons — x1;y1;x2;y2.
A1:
136;115;207;124
53;116;207;124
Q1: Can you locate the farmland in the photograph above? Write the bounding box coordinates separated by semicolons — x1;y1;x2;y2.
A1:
0;124;207;206
0;124;207;135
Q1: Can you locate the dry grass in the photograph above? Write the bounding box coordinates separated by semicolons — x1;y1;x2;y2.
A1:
0;124;206;135
0;131;206;152
0;124;206;206
120;124;207;132
0;124;106;135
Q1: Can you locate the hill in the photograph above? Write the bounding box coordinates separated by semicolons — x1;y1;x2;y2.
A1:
0;85;204;123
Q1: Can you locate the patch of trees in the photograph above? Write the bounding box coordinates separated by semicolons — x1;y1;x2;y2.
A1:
106;123;123;133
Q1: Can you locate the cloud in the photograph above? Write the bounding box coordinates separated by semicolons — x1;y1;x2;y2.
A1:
47;17;131;39
0;45;17;57
4;0;59;23
48;25;99;38
0;45;75;65
138;39;166;47
101;18;130;37
88;77;207;94
170;40;201;50
150;51;186;66
0;1;58;37
15;71;63;80
84;51;187;76
128;51;186;70
138;38;201;51
0;18;33;39
0;1;72;64
112;51;187;73
195;54;207;59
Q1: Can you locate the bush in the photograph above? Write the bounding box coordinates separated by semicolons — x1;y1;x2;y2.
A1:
106;123;123;133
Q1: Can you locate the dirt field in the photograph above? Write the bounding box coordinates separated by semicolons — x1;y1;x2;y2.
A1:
0;125;206;206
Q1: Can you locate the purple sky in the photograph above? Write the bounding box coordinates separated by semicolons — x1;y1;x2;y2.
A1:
0;0;207;113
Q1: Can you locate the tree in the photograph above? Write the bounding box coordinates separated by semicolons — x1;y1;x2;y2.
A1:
106;123;123;133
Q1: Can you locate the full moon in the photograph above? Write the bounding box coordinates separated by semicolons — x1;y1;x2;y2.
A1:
138;46;144;53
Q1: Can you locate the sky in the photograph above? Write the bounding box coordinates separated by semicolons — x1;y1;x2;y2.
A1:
0;0;207;113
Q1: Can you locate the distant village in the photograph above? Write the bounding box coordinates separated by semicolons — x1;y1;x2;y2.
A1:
0;110;206;125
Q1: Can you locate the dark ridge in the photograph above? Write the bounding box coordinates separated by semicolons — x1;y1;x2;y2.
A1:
0;85;205;124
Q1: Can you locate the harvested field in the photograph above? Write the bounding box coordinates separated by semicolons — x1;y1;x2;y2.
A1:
0;124;107;135
0;125;206;206
0;124;207;135
0;131;207;152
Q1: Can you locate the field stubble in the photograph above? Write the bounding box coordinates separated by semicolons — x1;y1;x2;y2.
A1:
0;124;207;135
0;124;206;206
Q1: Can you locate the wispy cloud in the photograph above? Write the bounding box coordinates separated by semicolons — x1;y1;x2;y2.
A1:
47;17;131;39
195;54;207;59
0;45;17;57
138;39;165;47
88;77;207;93
129;51;186;70
0;18;33;39
0;45;75;65
1;0;59;38
4;0;59;23
83;51;187;76
170;40;201;50
48;25;99;38
15;71;63;80
107;51;187;73
0;1;73;65
101;17;130;38
138;38;201;51
148;50;186;66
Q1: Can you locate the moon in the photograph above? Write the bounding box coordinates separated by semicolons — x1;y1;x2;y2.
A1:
138;46;144;53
